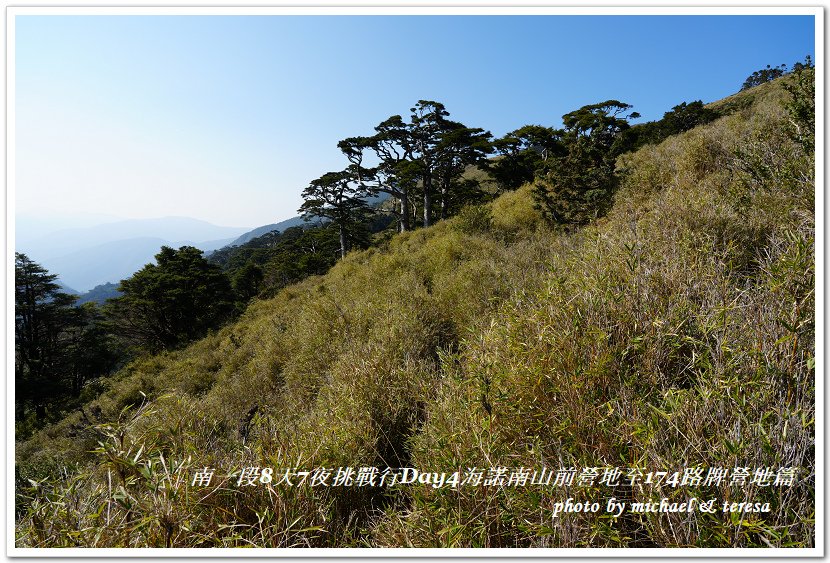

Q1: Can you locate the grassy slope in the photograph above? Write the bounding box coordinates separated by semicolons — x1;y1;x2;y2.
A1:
16;78;814;548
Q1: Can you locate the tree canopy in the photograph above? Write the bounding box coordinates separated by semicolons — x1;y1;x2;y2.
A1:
15;253;117;432
741;63;788;90
533;100;637;226
105;246;235;354
16;253;78;421
299;170;370;259
488;125;563;191
741;56;814;91
323;100;493;235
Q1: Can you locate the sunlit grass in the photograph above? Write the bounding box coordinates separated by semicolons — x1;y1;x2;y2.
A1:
16;75;814;548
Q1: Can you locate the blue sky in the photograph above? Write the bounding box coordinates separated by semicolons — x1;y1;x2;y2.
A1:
14;13;816;228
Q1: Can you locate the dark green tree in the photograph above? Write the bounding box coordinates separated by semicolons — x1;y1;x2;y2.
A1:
354;118;416;232
435;121;493;219
60;302;120;398
488;125;563;191
741;63;788;90
408;100;450;228
342;101;492;230
15;253;76;421
259;224;346;295
105;246;235;354
15;254;117;436
340;128;415;233
625;101;716;150
299;170;370;259
783;57;815;154
232;260;264;302
660;101;715;135
534;100;636;226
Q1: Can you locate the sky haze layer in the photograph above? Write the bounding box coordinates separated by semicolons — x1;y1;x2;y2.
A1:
14;13;816;228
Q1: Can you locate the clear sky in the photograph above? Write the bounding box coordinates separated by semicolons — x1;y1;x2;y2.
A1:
14;13;816;228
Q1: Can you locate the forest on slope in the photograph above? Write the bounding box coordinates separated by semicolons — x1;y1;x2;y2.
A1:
15;64;814;548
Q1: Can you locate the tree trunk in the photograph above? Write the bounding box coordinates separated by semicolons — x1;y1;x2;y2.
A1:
339;224;347;259
440;178;449;220
423;174;433;228
394;198;402;233
400;192;411;232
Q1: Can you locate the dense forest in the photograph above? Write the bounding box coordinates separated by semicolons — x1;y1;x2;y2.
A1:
15;60;815;548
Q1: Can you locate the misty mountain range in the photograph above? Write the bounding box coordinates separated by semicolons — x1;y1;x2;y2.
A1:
15;215;302;293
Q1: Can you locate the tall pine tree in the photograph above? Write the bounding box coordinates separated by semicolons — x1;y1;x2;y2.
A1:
105;246;235;354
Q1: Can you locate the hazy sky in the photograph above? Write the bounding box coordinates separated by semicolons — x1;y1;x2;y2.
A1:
14;12;815;228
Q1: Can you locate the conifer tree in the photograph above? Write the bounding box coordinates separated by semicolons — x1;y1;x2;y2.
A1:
299;170;370;259
534;101;636;226
15;253;76;420
105;246;235;354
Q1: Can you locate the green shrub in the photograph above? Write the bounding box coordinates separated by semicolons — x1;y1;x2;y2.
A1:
452;204;493;234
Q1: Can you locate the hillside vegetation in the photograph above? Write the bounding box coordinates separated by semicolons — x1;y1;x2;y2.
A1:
16;74;814;548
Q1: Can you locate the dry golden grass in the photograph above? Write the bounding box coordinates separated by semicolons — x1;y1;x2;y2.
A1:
16;74;814;548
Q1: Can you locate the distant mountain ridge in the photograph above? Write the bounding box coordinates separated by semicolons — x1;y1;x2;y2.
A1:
17;210;384;292
18;216;250;261
219;194;389;252
16;216;252;292
76;282;121;306
42;237;178;291
223;216;308;248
